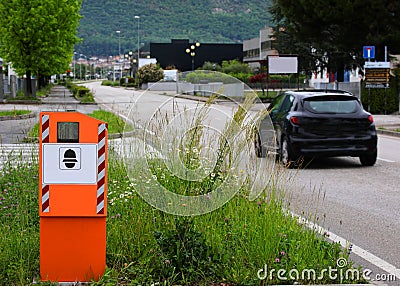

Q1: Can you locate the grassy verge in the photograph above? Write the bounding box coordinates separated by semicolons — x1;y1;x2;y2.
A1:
62;80;95;103
102;80;121;87
36;84;53;98
0;110;31;117
0;157;39;285
256;90;278;99
0;153;363;285
87;110;134;134
26;110;133;138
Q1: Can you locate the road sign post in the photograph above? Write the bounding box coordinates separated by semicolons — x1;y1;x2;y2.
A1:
39;111;108;282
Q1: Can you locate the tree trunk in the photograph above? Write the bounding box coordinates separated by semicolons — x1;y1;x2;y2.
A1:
38;74;47;89
26;70;32;97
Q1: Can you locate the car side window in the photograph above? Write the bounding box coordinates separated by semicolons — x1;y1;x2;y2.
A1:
279;95;295;113
267;94;285;112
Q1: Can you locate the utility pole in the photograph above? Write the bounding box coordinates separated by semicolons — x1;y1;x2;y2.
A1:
0;59;4;100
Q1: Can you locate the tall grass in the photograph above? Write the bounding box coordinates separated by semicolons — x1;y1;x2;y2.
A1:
0;147;361;285
0;155;39;285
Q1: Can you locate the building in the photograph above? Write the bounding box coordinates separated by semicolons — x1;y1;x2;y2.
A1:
150;39;243;71
243;27;278;70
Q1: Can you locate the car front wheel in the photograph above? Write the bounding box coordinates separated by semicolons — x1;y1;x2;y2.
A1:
359;150;377;166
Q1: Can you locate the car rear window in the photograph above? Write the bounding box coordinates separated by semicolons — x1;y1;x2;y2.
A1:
303;96;358;114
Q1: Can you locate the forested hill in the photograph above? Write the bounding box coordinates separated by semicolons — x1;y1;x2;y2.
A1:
76;0;272;56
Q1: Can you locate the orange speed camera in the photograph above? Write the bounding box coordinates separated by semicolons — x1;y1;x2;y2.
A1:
39;111;108;283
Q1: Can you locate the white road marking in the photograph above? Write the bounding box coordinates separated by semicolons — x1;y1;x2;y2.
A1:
378;157;396;163
289;210;400;280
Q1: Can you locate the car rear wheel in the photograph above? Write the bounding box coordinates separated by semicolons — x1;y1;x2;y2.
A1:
359;150;377;166
280;136;298;168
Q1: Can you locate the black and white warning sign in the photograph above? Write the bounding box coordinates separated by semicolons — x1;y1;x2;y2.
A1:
60;147;81;170
42;144;97;184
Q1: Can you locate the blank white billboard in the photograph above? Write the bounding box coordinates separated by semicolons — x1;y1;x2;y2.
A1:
268;56;298;74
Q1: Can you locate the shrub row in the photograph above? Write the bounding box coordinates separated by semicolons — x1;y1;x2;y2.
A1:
63;80;95;103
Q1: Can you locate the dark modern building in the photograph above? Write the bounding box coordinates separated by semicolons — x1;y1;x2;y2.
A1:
150;39;243;71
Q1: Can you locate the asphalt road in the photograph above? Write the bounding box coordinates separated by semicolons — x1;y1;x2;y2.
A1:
84;82;400;285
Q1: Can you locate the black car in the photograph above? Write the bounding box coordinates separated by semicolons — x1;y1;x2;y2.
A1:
255;90;378;167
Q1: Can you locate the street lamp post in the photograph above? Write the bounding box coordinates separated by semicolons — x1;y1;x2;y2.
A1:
124;51;134;78
116;30;121;58
73;52;77;80
185;42;200;71
134;16;140;83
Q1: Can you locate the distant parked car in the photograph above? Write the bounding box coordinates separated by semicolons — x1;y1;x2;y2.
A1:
255;90;378;167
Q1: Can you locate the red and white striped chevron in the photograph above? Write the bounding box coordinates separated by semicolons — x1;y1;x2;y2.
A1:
97;123;107;214
42;114;50;143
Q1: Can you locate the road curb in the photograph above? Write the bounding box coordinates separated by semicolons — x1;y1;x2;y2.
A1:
0;112;36;121
377;129;400;138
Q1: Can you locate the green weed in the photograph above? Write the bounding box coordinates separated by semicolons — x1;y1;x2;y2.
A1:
0;110;31;117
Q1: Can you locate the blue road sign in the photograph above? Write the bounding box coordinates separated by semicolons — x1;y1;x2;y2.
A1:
363;46;375;59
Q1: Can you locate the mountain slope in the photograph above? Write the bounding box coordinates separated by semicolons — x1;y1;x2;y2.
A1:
76;0;272;56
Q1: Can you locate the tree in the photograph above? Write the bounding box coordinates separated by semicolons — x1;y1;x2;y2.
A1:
137;63;164;84
0;0;82;95
269;0;400;79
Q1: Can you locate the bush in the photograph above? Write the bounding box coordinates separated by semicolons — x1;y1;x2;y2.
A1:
63;80;95;103
199;61;222;72
137;64;164;84
101;80;113;86
221;59;252;74
182;71;238;84
119;77;136;87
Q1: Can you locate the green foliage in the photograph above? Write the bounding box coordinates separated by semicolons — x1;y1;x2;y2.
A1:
27;109;133;138
220;59;252;83
88;110;134;134
101;80;120;87
269;0;400;74
199;61;222;72
184;61;253;84
63;81;95;103
0;0;82;78
361;77;399;114
222;59;252;74
101;80;113;86
0;139;362;285
154;218;221;283
182;71;238;84
74;0;273;56
0;110;31;117
137;64;164;84
0;159;39;284
119;76;136;87
36;84;54;98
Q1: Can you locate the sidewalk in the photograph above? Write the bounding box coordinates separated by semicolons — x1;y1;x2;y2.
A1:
41;85;80;105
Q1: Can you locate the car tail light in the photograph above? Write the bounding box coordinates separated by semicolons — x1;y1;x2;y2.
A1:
368;115;374;123
290;116;300;125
